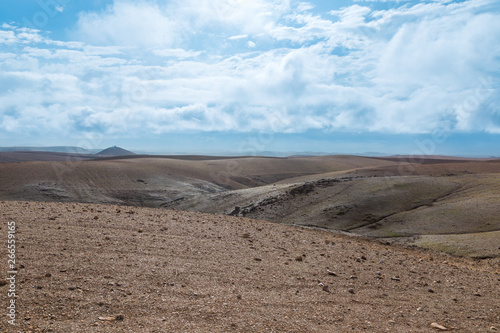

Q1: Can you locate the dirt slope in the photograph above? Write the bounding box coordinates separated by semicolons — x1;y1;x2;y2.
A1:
0;156;397;206
166;164;500;258
1;201;499;332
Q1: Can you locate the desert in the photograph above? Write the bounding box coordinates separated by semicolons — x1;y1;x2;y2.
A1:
2;1;500;331
0;151;499;332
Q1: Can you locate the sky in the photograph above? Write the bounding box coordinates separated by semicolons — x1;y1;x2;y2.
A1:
0;0;499;156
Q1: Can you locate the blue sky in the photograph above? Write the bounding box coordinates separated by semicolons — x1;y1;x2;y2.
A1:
0;0;499;156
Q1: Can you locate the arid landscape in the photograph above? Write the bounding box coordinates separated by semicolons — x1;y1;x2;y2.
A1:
0;150;499;332
1;151;499;258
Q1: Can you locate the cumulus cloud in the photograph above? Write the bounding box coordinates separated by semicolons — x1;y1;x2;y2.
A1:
0;0;499;141
74;1;178;47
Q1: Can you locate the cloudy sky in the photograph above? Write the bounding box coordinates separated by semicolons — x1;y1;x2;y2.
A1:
0;0;499;155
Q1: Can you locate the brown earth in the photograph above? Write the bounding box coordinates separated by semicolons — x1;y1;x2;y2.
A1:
1;201;499;332
0;155;398;204
0;155;498;259
0;151;95;163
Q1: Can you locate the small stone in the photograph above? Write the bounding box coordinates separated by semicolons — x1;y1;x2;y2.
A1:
0;280;7;287
322;285;330;293
417;307;423;311
236;295;242;299
427;288;435;293
490;326;497;331
391;277;401;282
254;258;262;262
295;256;303;262
93;216;99;220
327;270;337;277
430;322;448;331
45;273;52;278
138;229;143;233
98;314;124;321
473;292;482;297
348;288;355;294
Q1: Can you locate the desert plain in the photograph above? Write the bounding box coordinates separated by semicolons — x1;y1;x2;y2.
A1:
0;151;499;332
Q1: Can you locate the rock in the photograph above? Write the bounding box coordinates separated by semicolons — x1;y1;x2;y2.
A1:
348;288;355;294
45;273;52;278
473;292;482;297
254;258;262;262
98;315;124;321
391;277;401;282
295;256;303;262
93;216;99;220
322;285;330;293
327;270;337;276
430;322;448;331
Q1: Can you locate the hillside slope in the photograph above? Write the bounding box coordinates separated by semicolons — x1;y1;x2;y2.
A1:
0;155;397;206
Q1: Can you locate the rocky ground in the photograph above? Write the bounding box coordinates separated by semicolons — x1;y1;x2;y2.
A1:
1;201;499;332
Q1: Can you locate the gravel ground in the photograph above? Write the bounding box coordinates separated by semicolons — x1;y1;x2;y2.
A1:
0;201;499;332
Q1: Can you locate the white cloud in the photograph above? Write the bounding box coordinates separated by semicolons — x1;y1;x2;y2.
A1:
152;48;202;58
74;1;178;47
0;0;499;140
228;34;248;40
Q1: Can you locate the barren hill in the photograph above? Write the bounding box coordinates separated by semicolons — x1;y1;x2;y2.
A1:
0;155;498;258
1;201;498;332
96;146;136;156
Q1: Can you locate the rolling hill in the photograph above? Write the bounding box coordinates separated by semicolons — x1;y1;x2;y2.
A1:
0;154;498;258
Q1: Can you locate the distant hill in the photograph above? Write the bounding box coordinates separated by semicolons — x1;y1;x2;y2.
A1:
96;146;136;156
0;146;93;154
